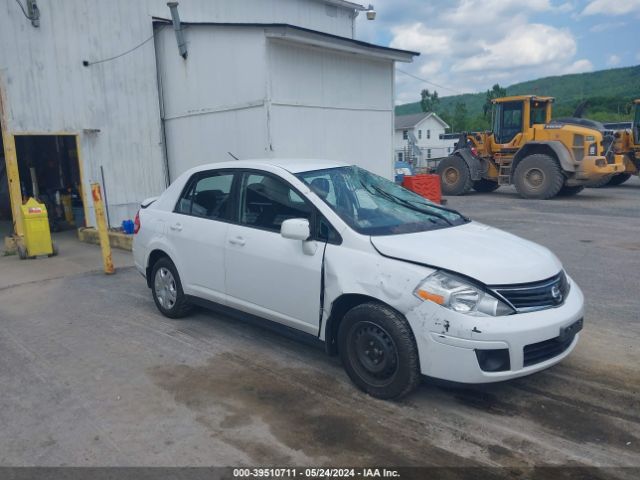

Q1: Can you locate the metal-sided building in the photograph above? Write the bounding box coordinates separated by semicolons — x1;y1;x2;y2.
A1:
0;0;416;237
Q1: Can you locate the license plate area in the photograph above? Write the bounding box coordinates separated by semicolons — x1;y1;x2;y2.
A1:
559;318;583;342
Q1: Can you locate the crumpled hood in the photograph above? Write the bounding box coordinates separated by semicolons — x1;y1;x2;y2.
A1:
370;222;562;285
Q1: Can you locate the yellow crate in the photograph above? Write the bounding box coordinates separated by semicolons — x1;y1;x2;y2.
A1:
20;198;53;257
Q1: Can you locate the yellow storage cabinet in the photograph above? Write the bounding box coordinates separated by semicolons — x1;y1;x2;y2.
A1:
18;198;57;259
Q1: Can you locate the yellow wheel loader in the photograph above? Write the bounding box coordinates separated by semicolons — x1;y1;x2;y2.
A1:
588;99;640;187
435;96;625;199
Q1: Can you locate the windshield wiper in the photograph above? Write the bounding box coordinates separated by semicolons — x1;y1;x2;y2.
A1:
363;181;454;226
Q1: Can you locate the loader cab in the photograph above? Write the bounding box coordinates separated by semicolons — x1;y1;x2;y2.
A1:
491;96;554;146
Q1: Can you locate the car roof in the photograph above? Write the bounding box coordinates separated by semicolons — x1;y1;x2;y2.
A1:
186;158;350;175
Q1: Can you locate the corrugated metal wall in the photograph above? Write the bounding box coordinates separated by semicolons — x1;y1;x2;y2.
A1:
157;26;395;180
0;0;356;227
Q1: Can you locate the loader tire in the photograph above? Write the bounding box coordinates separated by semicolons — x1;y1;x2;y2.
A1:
557;185;584;197
437;155;473;196
513;154;564;200
608;173;632;186
585;175;613;188
472;178;500;193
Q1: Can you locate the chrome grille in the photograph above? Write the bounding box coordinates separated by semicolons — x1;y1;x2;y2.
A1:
492;271;569;312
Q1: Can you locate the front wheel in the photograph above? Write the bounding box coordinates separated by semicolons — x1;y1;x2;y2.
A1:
608;173;632;186
472;178;500;193
513;154;564;199
437;155;473;196
556;185;584;197
338;303;420;400
151;257;192;319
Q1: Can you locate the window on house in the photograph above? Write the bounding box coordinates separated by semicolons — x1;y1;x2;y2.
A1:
402;130;408;140
427;129;431;139
418;130;422;139
427;149;432;159
398;152;403;161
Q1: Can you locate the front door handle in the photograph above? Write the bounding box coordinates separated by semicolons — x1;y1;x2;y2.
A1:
170;223;183;232
229;236;246;246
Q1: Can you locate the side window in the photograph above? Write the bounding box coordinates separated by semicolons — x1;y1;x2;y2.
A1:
239;173;311;232
176;171;234;220
316;215;340;244
497;101;523;144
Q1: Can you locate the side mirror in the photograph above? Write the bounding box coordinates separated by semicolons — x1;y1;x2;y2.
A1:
280;218;310;241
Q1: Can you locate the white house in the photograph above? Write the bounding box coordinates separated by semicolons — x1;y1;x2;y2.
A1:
0;0;417;237
394;112;455;165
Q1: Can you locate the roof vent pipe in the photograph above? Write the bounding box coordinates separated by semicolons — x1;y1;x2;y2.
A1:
167;2;187;59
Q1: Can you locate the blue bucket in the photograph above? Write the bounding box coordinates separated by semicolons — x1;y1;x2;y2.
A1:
122;220;134;235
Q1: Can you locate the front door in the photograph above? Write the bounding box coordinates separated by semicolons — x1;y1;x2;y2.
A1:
492;101;524;150
225;171;325;335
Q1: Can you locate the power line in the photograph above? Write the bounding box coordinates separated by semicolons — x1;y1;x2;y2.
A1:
83;25;167;67
13;0;31;19
395;68;463;95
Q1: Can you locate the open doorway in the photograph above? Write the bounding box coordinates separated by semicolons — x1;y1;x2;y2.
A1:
13;135;85;232
0;119;12;238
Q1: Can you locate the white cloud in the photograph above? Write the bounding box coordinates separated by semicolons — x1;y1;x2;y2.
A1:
357;0;605;101
582;0;640;16
562;59;594;74
590;21;627;32
607;54;621;66
452;24;576;72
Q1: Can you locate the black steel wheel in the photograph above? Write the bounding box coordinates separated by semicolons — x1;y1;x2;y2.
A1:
338;303;420;399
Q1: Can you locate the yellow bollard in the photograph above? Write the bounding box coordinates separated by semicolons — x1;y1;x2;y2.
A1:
91;183;115;274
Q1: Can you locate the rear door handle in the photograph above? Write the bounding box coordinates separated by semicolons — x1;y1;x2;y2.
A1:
229;236;245;246
170;223;183;232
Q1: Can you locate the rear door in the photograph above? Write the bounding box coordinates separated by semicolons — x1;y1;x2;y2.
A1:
224;171;326;334
168;169;237;303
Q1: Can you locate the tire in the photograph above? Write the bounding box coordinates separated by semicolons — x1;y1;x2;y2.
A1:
338;302;420;400
557;185;584;197
472;178;500;193
513;154;564;199
151;257;192;319
608;173;632;186
437;155;473;196
585;175;613;188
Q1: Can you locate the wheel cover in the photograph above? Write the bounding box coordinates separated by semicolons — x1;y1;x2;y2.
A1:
348;321;399;386
155;267;177;309
444;167;460;185
524;167;545;189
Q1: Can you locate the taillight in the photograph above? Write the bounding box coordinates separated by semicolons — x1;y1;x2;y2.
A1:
471;147;478;156
134;211;141;234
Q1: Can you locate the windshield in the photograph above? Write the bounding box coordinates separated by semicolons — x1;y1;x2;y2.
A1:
297;166;468;236
634;104;640;142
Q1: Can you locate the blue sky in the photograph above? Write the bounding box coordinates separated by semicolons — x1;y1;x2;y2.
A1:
354;0;640;104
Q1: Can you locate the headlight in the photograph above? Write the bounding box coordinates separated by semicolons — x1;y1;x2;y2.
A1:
414;271;514;316
588;143;597;156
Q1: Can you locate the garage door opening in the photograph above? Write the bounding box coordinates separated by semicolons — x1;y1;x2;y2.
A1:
13;135;86;232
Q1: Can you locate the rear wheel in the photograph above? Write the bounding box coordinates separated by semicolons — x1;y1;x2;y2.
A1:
608;173;632;186
513;154;564;199
338;303;420;400
151;257;192;319
472;178;500;193
557;185;584;197
437;155;473;196
585;175;613;188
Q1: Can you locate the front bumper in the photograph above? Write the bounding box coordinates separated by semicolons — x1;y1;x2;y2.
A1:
406;277;584;383
575;154;625;180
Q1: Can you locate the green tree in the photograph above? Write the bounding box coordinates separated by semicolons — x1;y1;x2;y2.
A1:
452;102;468;132
483;84;507;117
420;89;440;113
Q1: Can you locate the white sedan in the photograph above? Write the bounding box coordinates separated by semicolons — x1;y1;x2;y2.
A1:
133;159;584;399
